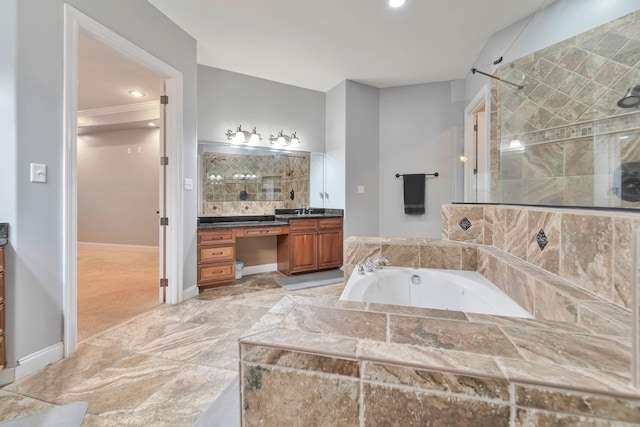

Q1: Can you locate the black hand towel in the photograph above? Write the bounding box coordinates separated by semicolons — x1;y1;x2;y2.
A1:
403;174;426;215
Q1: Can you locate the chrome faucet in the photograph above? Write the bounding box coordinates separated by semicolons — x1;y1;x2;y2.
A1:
373;256;391;267
356;262;366;275
364;257;391;272
296;206;313;215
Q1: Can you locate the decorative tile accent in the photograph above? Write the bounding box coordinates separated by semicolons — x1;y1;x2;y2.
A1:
459;217;472;231
535;229;548;251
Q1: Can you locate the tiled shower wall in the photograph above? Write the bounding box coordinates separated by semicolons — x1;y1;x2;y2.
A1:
491;10;640;208
443;204;640;310
201;152;310;215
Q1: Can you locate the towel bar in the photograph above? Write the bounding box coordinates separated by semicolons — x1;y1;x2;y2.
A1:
395;172;438;178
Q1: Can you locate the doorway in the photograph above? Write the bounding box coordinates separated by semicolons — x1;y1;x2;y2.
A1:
463;85;490;203
63;5;185;356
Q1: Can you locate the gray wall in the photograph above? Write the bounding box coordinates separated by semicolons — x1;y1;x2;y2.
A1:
4;0;196;365
466;0;640;103
344;81;380;238
325;82;347;211
78;128;159;246
197;66;326;153
379;82;458;238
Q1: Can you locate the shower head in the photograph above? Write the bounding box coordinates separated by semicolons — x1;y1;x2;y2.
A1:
617;85;640;108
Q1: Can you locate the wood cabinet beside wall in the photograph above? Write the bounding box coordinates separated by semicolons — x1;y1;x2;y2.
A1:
277;218;343;276
197;229;236;288
0;247;5;368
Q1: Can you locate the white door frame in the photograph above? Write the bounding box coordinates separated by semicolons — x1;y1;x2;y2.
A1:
63;5;184;356
463;84;491;203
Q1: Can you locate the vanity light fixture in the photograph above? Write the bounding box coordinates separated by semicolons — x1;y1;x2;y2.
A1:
128;90;145;98
225;125;262;144
269;130;300;147
617;85;640;108
290;132;300;147
389;0;405;7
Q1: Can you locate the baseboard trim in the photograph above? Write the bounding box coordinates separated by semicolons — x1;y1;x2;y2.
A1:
78;242;159;253
183;285;199;300
243;263;278;276
0;368;15;387
15;342;64;380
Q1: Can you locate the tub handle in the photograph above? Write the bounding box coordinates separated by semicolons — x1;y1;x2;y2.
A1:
357;262;365;275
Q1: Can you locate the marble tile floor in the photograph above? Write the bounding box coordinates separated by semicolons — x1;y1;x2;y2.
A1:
0;272;346;426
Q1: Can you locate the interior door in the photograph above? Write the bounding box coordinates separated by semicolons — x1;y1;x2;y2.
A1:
158;81;168;303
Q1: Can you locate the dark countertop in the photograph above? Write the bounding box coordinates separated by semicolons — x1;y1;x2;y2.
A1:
198;209;343;229
274;213;343;220
0;223;7;246
198;220;289;229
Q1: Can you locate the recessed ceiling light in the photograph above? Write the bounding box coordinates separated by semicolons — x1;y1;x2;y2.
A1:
148;122;156;127
389;0;405;7
128;90;145;97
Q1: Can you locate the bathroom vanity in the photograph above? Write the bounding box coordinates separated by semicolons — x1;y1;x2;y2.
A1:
0;228;6;370
197;210;343;291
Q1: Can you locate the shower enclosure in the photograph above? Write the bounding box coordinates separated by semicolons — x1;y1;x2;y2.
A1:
491;11;640;209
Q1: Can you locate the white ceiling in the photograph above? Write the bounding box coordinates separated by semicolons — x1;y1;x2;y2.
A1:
78;31;162;111
147;0;550;92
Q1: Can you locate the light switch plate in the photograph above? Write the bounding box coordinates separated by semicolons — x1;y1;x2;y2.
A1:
30;163;47;183
184;178;193;190
357;185;365;194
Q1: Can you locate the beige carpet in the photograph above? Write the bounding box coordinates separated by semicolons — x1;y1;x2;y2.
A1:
77;245;159;342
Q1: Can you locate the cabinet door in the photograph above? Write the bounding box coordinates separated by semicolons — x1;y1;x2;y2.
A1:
318;228;343;269
290;232;318;274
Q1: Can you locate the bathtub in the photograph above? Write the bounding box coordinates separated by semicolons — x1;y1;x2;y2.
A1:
339;266;533;319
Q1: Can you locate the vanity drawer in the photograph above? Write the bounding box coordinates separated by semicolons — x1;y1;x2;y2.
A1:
198;263;234;283
289;219;318;233
0;271;3;304
0;303;4;334
198;229;234;244
199;245;235;264
318;218;343;230
236;226;287;237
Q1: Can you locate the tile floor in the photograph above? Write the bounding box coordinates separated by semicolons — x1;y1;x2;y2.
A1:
0;272;345;426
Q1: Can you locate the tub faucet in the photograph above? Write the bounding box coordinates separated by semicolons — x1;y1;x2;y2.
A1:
372;257;391;269
356;262;366;275
364;257;391;272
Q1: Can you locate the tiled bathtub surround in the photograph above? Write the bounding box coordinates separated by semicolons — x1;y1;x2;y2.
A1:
240;295;640;426
443;204;640;310
491;11;640;208
343;235;630;337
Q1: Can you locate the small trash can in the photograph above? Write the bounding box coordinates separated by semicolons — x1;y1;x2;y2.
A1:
235;260;244;279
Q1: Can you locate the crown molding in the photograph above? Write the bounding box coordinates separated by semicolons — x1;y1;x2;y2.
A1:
78;101;158;118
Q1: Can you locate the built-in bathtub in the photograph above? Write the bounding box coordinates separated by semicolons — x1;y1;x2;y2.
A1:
339;266;533;318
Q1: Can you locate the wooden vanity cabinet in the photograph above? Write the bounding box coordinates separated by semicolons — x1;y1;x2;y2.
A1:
197;229;236;289
277;218;343;275
317;218;343;270
0;247;5;368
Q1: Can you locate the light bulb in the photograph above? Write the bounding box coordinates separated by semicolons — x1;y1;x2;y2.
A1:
249;133;260;145
290;132;300;147
234;132;246;143
389;0;405;7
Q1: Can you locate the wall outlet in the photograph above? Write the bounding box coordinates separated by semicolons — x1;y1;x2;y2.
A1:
184;178;193;190
357;185;365;194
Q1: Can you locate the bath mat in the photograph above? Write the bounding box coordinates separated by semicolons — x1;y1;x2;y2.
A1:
193;375;239;427
0;401;88;427
275;269;344;291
